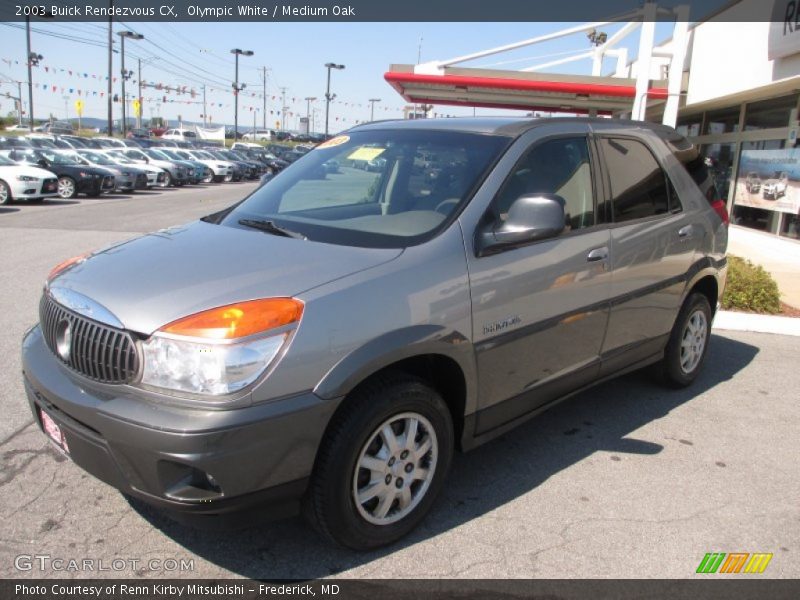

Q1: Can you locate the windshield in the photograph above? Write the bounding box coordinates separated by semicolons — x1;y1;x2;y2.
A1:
222;129;510;248
146;149;171;161
159;149;184;161
79;151;116;166
0;155;14;166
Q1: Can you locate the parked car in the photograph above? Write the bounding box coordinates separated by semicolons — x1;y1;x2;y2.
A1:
151;148;210;184
112;147;189;187
101;150;168;188
762;171;788;200
241;129;275;142
3;148;115;198
161;129;198;142
21;118;728;551
0;153;59;204
42;121;75;135
174;149;234;183
744;171;761;193
73;150;149;192
127;128;152;140
3;124;29;132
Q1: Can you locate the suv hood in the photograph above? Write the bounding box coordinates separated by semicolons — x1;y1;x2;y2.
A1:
48;220;402;335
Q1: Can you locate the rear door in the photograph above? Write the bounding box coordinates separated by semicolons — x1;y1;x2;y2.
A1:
465;129;612;434
595;132;698;375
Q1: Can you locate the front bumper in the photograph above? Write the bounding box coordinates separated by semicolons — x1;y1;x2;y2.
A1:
9;177;58;200
22;325;338;521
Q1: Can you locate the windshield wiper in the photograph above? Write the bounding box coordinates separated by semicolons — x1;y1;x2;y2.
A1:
238;218;307;240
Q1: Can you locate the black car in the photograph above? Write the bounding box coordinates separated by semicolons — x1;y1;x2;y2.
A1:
6;148;115;198
281;150;306;164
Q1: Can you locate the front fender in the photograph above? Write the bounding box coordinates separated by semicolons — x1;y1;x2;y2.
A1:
313;324;478;417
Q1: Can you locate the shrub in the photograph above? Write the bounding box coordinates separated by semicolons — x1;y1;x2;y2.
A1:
721;255;781;314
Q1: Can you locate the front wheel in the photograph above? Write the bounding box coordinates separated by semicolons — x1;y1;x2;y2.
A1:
162;172;173;187
0;179;11;205
656;293;712;388
57;176;77;199
304;374;453;550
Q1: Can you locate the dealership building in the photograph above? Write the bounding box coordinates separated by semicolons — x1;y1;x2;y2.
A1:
386;0;800;241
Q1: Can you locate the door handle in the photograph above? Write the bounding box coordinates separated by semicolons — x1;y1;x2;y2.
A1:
678;225;694;239
586;247;609;262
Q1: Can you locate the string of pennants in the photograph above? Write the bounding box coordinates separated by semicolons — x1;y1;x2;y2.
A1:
1;57;408;119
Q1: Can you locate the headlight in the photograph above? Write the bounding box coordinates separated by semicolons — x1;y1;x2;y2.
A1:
16;175;38;182
217;164;226;168
140;298;303;397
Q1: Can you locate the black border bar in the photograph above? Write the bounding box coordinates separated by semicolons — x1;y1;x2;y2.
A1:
0;0;785;23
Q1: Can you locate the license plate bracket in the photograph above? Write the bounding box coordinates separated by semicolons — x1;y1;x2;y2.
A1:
40;409;70;454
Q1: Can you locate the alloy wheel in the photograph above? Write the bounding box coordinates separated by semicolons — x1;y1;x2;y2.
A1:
57;177;75;199
680;310;707;374
352;412;438;526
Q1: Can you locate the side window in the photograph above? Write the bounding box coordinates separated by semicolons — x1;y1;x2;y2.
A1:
493;137;595;231
600;137;670;223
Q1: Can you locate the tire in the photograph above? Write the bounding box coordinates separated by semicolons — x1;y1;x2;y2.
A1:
163;172;173;187
57;176;77;199
223;173;233;183
656;293;712;388
0;180;11;205
304;373;454;550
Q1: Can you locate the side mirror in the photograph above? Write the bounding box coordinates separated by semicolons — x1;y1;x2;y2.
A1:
477;193;566;256
37;158;49;168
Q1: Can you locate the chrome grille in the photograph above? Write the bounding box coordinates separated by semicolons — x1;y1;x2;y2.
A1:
39;294;139;384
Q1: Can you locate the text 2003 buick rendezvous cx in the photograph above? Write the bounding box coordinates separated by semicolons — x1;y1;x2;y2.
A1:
22;118;728;550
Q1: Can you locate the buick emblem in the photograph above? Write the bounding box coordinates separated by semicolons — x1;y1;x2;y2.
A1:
55;318;73;361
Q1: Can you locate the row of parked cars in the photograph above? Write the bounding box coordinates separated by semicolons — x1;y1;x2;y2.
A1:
0;133;298;204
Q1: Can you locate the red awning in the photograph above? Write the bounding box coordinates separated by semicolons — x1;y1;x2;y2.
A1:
385;65;668;115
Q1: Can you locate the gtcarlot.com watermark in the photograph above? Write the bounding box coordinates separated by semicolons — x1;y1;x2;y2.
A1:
14;554;194;573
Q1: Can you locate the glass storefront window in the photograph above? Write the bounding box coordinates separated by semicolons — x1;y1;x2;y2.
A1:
703;107;740;135
701;142;736;199
744;94;798;131
781;213;800;240
676;114;702;138
734;140;792;234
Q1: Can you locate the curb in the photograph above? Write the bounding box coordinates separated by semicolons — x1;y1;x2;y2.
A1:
713;310;800;337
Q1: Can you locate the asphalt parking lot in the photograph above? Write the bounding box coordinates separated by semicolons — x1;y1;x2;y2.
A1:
1;186;798;579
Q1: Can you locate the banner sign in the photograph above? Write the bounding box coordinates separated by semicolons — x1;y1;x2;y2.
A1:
735;148;800;214
195;125;226;141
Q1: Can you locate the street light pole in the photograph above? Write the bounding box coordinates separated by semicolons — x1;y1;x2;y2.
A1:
304;96;316;135
324;62;344;139
231;48;254;142
118;31;143;137
369;98;381;121
137;57;142;129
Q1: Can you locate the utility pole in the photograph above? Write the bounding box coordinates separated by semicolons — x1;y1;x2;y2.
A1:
137;57;142;129
202;84;207;127
107;3;113;136
17;81;23;126
304;97;316;135
368;98;381;121
280;87;287;130
261;66;267;130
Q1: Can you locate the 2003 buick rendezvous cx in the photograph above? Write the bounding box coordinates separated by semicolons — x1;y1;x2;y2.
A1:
22;117;728;550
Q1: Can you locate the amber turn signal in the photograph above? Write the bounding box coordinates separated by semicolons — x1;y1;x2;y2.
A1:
160;298;304;340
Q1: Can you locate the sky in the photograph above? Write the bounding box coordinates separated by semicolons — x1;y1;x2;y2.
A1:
0;20;673;132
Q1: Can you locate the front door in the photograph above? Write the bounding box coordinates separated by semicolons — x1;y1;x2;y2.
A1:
465;134;612;434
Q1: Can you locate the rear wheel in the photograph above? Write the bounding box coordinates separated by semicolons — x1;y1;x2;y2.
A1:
304;374;453;550
656;293;712;388
0;180;11;205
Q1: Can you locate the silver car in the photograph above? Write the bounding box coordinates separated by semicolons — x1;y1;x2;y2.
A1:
22;118;728;550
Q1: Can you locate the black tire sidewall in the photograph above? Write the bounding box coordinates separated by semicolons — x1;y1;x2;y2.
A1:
664;293;712;387
0;180;10;205
309;377;454;550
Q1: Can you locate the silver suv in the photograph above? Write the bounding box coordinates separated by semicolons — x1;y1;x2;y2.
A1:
22;118;728;550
